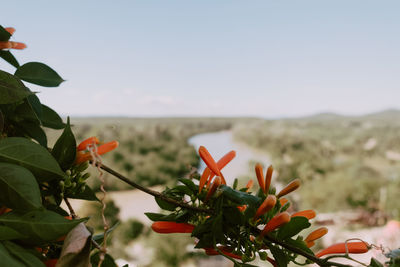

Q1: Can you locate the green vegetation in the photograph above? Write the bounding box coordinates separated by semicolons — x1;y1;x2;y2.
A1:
233;111;400;220
47;117;235;191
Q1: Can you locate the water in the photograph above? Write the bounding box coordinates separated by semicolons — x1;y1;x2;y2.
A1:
188;130;270;185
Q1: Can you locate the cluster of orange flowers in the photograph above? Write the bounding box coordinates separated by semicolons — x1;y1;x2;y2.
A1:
75;136;119;164
0;27;26;50
151;146;370;263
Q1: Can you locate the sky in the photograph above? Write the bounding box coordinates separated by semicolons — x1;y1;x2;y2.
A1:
1;1;400;118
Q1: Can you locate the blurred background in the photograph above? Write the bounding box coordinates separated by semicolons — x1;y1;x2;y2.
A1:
2;1;400;266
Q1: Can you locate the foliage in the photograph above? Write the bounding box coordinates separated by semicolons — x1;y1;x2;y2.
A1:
0;25;117;266
0;24;398;267
233;117;400;219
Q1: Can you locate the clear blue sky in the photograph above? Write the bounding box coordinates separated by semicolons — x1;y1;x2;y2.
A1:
2;1;400;118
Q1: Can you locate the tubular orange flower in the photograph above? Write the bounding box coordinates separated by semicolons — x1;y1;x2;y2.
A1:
306;241;315;248
265;165;273;193
279;198;288;207
255;163;265;193
0;206;11;215
254;195;277;220
208;150;235;184
316;241;369;257
44;259;58;267
199;150;235;192
77;136;100;151
204;246;242;260
205;176;221;202
0;27;26;50
199;146;221;177
75;140;119;164
237;205;247;212
5;27;16;35
292;209;316;220
151;221;195;234
0;41;27;50
305;227;328;243
277;179;300;198
245;179;254;192
260;212;291;236
199;168;211;193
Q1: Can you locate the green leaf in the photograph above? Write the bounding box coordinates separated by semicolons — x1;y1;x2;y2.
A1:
67;185;99;201
92;223;119;245
27;94;43;121
212;213;224;242
0;137;65;182
155;197;177;211
220;185;260;205
0;226;27;240
277;216;311;240
0;51;19;68
270;245;288;267
369;258;384;267
90;252;117;267
52;117;76;170
144;212;168;221
15;62;64;87
0;26;11;41
3;241;45;267
173;185;193;196
0;70;31;104
0;209;86;243
41;104;65;129
178;178;198;193
0;163;42;212
15;121;47;147
0;242;23;267
285;237;315;255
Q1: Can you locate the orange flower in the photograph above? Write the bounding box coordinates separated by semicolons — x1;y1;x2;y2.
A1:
305;227;328;243
245;179;254;192
75;139;118;164
199;150;235;192
316;241;369;257
205;176;222;202
292;209;316;220
77;136;100;151
306;241;315;248
260;212;291;236
44;259;58;267
254;195;277;220
255;163;265;193
151;221;195;234
279;198;288;207
265;165;273;193
237;205;247;212
277;179;300;198
0;27;26;50
0;206;12;215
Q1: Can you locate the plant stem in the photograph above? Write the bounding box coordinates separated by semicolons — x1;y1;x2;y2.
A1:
98;163;213;214
64;197;77;219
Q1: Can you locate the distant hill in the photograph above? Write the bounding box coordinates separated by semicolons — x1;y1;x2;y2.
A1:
283;109;400;124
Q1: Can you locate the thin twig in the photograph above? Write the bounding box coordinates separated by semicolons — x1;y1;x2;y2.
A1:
98;163;213;214
64;197;77;219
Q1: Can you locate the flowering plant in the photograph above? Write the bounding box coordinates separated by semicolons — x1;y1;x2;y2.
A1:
0;25;399;267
